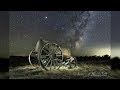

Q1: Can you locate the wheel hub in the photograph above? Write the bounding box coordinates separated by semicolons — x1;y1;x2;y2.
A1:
50;54;56;59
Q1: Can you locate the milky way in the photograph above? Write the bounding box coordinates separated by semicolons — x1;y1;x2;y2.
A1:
9;11;110;56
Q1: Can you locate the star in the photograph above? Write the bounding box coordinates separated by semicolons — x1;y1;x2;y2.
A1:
61;27;64;30
45;16;47;19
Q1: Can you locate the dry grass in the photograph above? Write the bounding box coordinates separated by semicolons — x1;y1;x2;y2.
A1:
9;63;111;79
0;72;9;79
110;70;120;79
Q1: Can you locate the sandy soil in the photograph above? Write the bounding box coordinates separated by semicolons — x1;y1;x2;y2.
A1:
9;63;111;79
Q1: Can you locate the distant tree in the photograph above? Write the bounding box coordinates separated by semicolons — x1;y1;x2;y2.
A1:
104;55;110;58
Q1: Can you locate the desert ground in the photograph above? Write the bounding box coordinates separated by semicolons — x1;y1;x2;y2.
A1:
9;55;120;79
0;72;9;79
9;63;111;79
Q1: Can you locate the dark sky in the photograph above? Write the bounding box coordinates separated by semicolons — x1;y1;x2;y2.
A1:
111;11;120;57
9;11;110;56
112;11;120;44
0;11;9;58
0;11;119;58
82;12;110;56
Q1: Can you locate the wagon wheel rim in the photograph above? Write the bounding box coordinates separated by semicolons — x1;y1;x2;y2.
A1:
39;43;63;70
69;59;77;68
28;49;39;67
64;57;77;69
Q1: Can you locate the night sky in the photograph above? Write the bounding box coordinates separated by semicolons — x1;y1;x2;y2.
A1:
111;11;120;57
0;11;119;58
0;11;9;58
9;11;111;56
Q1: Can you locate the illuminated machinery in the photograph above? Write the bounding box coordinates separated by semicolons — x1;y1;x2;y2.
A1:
28;39;77;70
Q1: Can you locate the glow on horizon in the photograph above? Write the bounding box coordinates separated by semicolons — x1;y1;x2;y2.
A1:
94;48;111;56
70;46;111;57
111;47;120;58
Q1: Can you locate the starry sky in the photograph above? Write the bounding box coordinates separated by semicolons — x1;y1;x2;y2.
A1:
111;11;120;58
9;11;111;56
0;11;9;58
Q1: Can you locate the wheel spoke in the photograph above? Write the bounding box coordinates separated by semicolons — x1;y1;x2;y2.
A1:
41;55;49;59
42;48;49;54
56;57;62;61
47;44;51;53
55;58;62;67
54;59;59;68
53;46;58;53
49;58;52;70
50;44;58;54
56;54;62;57
55;50;61;55
49;44;53;52
32;58;38;64
45;57;51;67
53;59;56;69
50;46;55;54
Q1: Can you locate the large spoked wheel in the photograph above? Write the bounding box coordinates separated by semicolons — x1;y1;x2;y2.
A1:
38;43;63;70
28;49;39;67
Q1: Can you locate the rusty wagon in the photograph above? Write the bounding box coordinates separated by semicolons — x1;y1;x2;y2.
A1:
28;39;77;70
